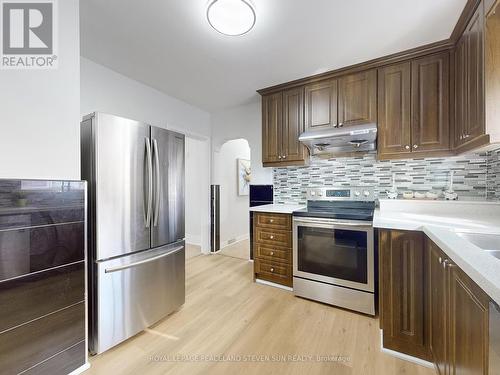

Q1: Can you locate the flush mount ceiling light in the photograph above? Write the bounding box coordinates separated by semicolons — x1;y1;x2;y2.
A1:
207;0;256;36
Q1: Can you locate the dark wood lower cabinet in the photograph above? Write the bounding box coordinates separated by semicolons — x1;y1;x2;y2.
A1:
379;229;430;361
253;212;293;287
448;261;489;375
381;230;491;374
427;239;448;374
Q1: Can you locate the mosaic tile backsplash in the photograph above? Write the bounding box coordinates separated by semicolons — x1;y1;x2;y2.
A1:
487;148;500;200
273;149;500;204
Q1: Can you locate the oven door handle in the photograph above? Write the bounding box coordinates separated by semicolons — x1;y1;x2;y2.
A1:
293;217;373;228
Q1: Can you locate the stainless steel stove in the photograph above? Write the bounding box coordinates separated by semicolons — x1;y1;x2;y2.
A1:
292;187;376;315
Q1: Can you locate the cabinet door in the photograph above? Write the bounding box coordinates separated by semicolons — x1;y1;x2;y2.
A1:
380;230;430;360
455;35;468;147
377;62;412;158
282;87;307;163
466;4;485;141
304;79;338;130
427;240;447;375
338;69;377;127
411;52;450;153
262;93;282;163
447;263;489;375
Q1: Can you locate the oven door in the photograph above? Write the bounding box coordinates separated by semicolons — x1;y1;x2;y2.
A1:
293;217;374;292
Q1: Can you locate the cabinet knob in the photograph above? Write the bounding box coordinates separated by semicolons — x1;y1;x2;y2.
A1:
270;251;274;256
278;155;282;159
270;268;274;272
338;123;344;127
282;155;286;159
442;259;449;269
269;219;274;223
413;144;419;149
405;145;410;150
464;134;470;139
270;235;274;239
438;257;442;264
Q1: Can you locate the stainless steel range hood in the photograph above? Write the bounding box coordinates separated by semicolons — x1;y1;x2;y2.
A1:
299;123;377;156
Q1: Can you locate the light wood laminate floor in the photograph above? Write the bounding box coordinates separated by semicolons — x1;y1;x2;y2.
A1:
87;254;435;375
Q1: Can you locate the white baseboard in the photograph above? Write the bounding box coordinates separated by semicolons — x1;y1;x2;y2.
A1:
379;330;434;368
256;278;293;292
68;363;91;375
220;233;249;249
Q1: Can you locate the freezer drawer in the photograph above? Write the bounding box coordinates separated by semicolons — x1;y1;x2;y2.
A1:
91;241;185;354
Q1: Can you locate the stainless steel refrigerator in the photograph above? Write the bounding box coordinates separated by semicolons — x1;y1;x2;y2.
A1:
81;112;185;355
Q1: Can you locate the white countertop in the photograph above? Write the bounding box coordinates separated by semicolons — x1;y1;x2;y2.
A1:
374;199;500;305
249;204;305;214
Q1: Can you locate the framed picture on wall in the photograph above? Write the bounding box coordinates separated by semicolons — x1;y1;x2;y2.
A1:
237;158;251;196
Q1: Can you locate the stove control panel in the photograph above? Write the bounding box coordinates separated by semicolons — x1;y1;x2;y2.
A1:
306;187;375;201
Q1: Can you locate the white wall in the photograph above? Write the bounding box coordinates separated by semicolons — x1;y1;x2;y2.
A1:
211;100;272;186
81;57;212;252
213;139;251;246
81;57;211;138
0;0;80;180
185;136;209;247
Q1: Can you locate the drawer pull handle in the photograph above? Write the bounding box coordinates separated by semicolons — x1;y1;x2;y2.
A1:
270;251;274;256
270;235;274;239
270;268;274;272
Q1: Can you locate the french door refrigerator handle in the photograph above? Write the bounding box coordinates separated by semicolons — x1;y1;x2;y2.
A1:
104;245;184;273
145;137;153;228
153;138;160;227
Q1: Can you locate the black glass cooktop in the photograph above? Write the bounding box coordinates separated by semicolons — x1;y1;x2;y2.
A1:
293;201;375;221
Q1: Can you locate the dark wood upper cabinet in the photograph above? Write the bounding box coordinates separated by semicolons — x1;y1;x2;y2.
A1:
262;90;308;167
411;52;450;153
338;70;377;127
455;1;488;152
455;34;468;148
379;229;430;361
262;92;282;164
466;3;485;142
427;240;448;375
304;79;338;130
282;87;307;163
377;62;412;158
447;261;489;375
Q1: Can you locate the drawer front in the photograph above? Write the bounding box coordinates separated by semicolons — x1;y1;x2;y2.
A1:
254;227;292;248
255;243;291;263
255;213;291;230
22;340;86;375
255;259;292;287
0;262;84;332
0;302;85;375
0;222;85;282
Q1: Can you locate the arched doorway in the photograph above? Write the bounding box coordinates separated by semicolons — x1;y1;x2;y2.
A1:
213;138;251;260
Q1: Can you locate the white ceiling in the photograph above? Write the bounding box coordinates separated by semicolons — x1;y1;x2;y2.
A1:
80;0;467;112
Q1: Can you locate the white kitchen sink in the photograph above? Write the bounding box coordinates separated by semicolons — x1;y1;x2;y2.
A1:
456;232;500;260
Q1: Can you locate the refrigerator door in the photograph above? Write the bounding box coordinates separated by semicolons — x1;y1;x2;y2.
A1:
93;113;152;260
92;240;185;355
151;127;185;247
